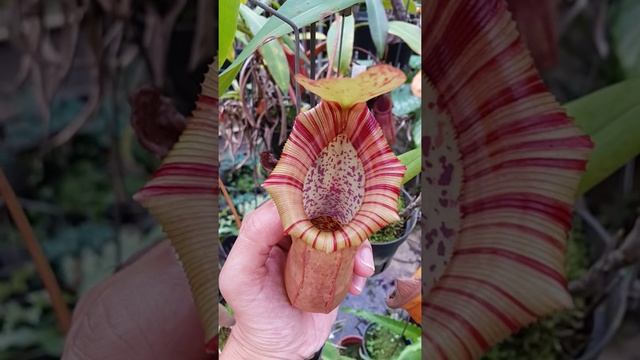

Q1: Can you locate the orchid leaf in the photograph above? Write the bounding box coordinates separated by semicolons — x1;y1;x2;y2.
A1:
397;340;422;360
327;14;355;76
411;115;421;147
388;21;421;55
239;4;290;92
392;84;420;116
295;64;405;108
564;78;640;194
219;0;240;67
398;147;420;184
219;0;363;95
134;60;218;347
423;1;592;358
366;0;389;58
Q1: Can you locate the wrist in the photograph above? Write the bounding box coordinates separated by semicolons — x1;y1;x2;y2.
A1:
220;329;305;360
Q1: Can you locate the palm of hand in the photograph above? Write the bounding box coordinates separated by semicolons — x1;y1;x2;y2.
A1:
225;245;336;359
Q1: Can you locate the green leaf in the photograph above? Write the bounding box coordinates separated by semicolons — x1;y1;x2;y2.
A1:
397;339;422;360
409;54;421;69
412;114;421;147
564;78;640;194
239;4;290;92
366;0;389;58
327;14;355;76
321;342;340;360
611;0;640;77
382;0;417;14
219;0;363;95
342;307;422;342
392;84;421;116
398;147;420;184
219;0;240;69
388;21;421;55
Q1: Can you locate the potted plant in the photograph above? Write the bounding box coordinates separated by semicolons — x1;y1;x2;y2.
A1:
342;307;421;359
338;335;364;358
369;188;420;274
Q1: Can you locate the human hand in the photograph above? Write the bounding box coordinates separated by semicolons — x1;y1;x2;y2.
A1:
62;240;211;360
219;200;375;360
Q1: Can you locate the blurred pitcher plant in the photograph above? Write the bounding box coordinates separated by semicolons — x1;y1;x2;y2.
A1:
134;60;218;353
421;0;593;358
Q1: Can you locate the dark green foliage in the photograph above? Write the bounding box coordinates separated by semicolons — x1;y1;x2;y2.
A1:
369;196;406;243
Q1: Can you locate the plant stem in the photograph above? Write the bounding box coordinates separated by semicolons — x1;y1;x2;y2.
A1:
400;193;421;219
219;178;242;229
0;168;71;333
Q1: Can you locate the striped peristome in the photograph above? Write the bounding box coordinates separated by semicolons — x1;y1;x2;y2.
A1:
423;1;593;359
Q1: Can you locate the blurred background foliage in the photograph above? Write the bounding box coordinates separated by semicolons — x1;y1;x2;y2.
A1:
0;0;214;358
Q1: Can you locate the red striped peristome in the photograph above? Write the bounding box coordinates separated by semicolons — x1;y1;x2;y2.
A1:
134;60;218;346
263;100;405;253
423;1;593;359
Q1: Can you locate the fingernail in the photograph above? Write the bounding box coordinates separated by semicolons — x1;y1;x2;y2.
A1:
353;276;366;294
359;246;375;273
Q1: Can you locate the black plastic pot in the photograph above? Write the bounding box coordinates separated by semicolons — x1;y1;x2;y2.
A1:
371;190;420;274
218;235;237;267
575;264;638;359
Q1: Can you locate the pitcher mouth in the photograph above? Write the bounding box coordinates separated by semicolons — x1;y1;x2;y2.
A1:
264;101;405;252
263;65;407;253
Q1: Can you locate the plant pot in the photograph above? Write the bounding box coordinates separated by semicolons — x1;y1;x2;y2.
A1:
339;335;364;358
361;322;410;360
574;265;638;360
218;235;237;266
370;190;420;274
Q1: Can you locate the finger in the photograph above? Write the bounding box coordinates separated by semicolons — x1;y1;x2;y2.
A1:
353;240;375;277
63;240;210;360
225;200;284;269
349;275;367;295
220;200;285;293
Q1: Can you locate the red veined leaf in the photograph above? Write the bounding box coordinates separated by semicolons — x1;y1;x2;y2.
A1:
134;60;218;347
423;1;592;358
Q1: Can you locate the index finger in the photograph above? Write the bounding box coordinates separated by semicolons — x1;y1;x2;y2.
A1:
222;200;285;274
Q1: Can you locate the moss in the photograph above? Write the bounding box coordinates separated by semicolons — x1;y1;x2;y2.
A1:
369;196;406;243
340;343;361;358
365;325;406;359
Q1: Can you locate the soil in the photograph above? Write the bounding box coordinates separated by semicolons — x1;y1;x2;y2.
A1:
369;197;406;244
